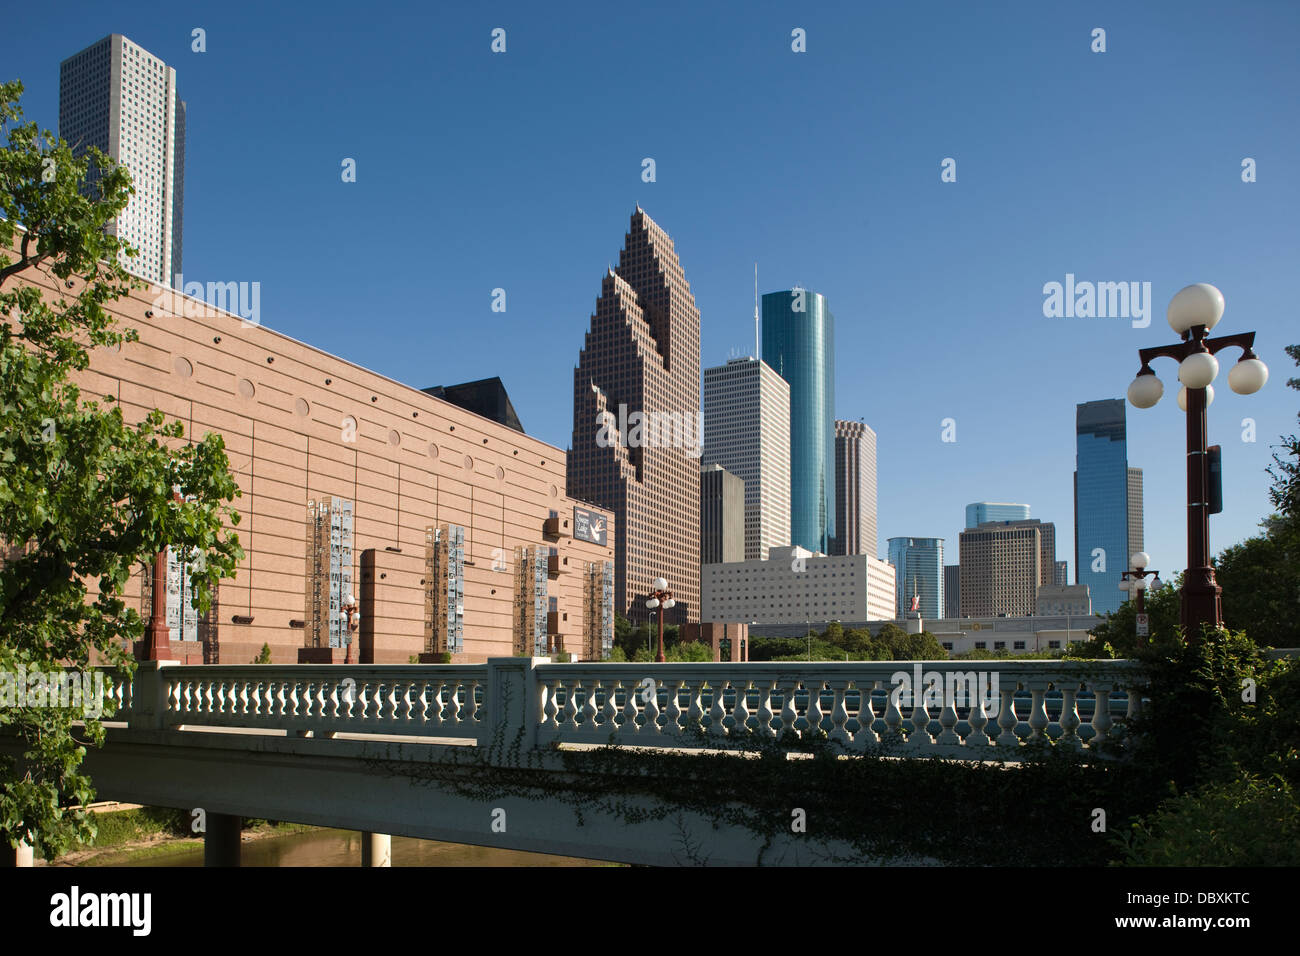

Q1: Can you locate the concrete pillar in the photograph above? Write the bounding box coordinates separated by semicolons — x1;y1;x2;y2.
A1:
361;832;391;867
1;839;34;867
204;813;241;867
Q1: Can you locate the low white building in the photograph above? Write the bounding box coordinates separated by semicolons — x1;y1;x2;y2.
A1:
702;546;896;624
1035;584;1092;617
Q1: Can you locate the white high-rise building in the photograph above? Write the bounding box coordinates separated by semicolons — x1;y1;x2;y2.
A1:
702;357;791;561
60;34;185;288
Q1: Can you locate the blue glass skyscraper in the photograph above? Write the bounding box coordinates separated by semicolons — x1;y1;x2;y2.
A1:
1075;399;1143;615
762;289;835;554
887;537;945;619
964;502;1030;528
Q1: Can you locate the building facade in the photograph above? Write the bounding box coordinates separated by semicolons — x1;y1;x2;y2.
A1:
1053;560;1069;586
1074;399;1142;615
567;208;702;623
886;536;944;619
761;289;835;554
60;34;185;288
700;463;745;565
1128;467;1145;571
964;502;1030;527
958;521;1045;617
832;419;877;558
701;356;791;561
943;564;961;619
754;615;1093;657
701;546;895;625
14;250;615;664
1035;584;1093;617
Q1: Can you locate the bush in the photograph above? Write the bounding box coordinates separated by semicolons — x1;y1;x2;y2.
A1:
605;646;627;662
1115;774;1300;866
252;643;272;664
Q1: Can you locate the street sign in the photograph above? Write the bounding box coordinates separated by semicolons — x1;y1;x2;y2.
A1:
1136;613;1150;637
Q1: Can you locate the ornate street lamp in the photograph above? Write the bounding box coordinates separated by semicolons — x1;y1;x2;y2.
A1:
1126;284;1267;636
644;577;675;663
1119;551;1162;640
341;592;362;664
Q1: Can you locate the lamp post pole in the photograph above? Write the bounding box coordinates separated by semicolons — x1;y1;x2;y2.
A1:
1127;283;1267;638
1120;553;1162;642
341;593;361;664
645;577;675;663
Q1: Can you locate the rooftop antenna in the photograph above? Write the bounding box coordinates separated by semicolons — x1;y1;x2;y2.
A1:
753;262;760;360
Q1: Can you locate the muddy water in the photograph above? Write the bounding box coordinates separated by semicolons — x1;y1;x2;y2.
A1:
118;828;610;867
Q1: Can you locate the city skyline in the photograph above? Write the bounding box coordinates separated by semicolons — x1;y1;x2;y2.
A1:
6;3;1296;593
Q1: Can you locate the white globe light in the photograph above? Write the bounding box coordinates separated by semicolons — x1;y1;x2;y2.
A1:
1132;552;1150;570
1167;283;1224;335
1118;579;1132;591
345;593;355;606
1151;577;1164;590
1178;351;1219;389
1127;374;1163;409
645;598;659;609
1132;575;1148;591
663;598;676;610
1228;358;1269;395
1177;384;1215;411
652;577;668;591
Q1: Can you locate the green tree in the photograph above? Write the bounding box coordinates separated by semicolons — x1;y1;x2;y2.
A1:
1214;343;1300;648
0;81;243;859
252;643;273;664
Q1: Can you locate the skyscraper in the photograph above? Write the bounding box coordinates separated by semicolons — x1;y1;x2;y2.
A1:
762;289;836;553
700;463;745;565
959;520;1054;617
964;502;1030;528
701;357;791;561
1074;399;1143;615
568;208;701;624
944;564;961;618
833;419;878;558
60;34;185;288
886;537;944;619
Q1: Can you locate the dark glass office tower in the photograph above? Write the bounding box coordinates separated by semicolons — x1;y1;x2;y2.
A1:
761;289;835;554
1074;399;1143;615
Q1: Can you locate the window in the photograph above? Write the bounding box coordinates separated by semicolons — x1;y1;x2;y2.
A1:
1049;641;1061;650
994;641;1005;650
1014;641;1025;651
975;641;986;650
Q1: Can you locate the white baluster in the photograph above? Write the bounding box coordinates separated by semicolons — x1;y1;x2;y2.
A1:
829;681;850;747
686;680;705;735
643;679;662;738
1090;683;1113;748
756;680;777;739
732;679;751;740
807;681;825;740
966;685;991;749
709;681;727;737
995;687;1018;748
581;679;600;732
663;679;684;738
1059;683;1081;750
1028;682;1049;742
562;680;580;729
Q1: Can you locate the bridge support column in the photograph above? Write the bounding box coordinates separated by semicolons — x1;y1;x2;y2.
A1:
204;814;241;867
361;832;391;867
1;838;34;867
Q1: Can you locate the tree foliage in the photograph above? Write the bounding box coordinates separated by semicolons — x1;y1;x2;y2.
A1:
0;81;243;858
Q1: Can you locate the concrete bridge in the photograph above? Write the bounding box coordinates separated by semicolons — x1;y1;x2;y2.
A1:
5;657;1148;866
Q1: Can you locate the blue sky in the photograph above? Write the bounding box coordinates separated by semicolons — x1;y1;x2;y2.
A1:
8;0;1298;582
